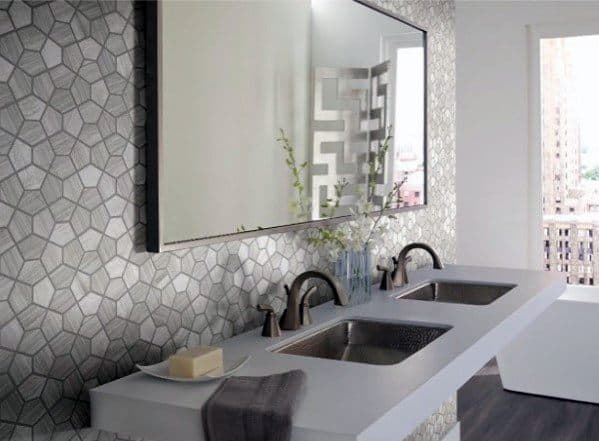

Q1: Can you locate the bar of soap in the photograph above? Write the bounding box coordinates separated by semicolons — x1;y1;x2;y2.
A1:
169;346;223;378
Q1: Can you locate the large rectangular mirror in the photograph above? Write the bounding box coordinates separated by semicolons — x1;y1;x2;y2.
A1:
146;0;427;251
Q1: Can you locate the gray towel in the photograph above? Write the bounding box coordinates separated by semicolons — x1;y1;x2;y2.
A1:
201;370;306;441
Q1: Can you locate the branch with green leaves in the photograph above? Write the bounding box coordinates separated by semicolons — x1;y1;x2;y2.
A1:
277;129;310;221
367;130;393;202
306;226;347;250
279;126;406;256
235;225;263;233
365;177;407;245
320;177;349;219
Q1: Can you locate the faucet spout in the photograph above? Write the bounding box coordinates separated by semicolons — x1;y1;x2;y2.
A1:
393;242;443;287
280;270;348;331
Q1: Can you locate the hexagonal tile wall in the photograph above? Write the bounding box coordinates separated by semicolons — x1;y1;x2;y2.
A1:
0;1;456;441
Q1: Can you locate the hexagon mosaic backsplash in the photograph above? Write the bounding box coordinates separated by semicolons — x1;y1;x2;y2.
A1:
0;1;455;440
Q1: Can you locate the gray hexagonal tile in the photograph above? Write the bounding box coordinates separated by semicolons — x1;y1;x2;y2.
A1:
41;38;61;69
17;25;45;51
71;10;91;40
18;95;46;120
49;2;76;23
8;2;31;29
8;139;32;171
63;108;83;137
7;209;31;242
62;238;84;268
0;10;13;35
32;3;52;33
41;106;62;136
49;222;75;246
49;65;75;89
49;21;75;47
79;60;102;83
62;173;83;202
18;50;45;76
18;189;45;215
0;155;14;182
18;375;46;400
40;242;61;274
98;48;116;76
19;329;46;355
49;155;75;179
17;235;46;260
32;72;55;102
70;76;90;105
0;55;14;82
78;164;101;188
80;101;102;123
105;34;127;56
63;43;83;72
0;31;24;64
49;88;75;113
69;141;90;169
0;104;24;136
80;38;101;60
18;165;45;190
40;173;62;204
78;123;101;147
8;67;31;100
0;318;23;351
18;120;45;145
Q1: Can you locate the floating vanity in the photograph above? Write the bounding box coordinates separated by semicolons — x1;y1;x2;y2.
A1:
90;265;564;441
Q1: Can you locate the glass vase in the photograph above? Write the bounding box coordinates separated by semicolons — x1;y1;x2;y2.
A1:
334;245;372;306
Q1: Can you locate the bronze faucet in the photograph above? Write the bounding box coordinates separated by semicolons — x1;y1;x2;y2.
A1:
255;304;281;337
394;242;443;287
280;270;348;331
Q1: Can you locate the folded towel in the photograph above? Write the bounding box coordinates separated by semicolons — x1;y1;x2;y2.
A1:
201;370;306;441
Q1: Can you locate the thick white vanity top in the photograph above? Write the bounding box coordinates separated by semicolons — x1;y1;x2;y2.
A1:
90;265;565;441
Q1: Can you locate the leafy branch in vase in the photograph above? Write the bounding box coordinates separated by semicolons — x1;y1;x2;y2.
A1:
277;129;311;221
277;127;407;259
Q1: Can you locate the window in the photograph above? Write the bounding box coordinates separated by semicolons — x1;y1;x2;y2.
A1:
541;35;599;285
391;44;424;207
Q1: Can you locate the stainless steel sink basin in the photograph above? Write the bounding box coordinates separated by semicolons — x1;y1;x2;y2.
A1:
273;319;450;365
397;281;515;305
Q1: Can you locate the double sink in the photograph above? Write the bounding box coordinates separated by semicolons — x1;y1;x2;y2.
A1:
273;280;515;366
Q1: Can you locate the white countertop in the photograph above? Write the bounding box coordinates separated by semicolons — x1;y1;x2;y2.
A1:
90;265;565;441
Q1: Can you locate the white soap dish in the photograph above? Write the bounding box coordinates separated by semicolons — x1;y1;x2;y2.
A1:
136;355;251;383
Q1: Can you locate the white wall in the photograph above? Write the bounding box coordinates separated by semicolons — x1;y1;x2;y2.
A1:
456;1;599;268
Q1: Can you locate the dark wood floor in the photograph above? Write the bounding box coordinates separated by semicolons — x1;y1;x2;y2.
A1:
458;363;599;441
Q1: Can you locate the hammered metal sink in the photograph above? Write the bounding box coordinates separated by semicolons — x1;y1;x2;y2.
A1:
274;319;450;365
397;281;515;305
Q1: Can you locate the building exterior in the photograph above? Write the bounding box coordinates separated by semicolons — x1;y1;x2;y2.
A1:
542;38;599;285
541;38;581;216
544;215;599;285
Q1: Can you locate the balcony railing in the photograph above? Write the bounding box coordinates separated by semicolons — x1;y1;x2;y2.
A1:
544;218;599;285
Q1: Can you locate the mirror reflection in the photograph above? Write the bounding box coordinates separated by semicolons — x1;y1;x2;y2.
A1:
155;0;426;247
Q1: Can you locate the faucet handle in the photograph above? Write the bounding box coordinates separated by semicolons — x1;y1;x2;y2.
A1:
256;304;274;313
391;255;411;280
392;255;412;266
255;304;281;338
376;263;395;291
300;286;317;326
